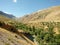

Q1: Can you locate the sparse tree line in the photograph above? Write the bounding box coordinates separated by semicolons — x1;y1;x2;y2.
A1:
0;21;60;45
15;22;60;45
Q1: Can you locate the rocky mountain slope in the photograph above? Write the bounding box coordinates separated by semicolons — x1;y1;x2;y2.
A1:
19;6;60;23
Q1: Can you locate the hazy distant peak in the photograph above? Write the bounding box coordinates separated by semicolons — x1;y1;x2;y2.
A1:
0;11;16;19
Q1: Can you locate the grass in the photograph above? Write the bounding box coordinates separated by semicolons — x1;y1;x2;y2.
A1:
5;43;10;45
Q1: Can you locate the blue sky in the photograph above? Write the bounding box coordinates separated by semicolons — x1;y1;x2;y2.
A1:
0;0;60;17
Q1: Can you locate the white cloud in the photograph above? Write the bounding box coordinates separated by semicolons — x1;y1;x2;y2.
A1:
4;11;11;14
4;12;9;13
13;0;17;3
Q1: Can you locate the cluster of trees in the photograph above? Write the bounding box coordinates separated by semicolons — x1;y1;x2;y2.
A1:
14;22;60;45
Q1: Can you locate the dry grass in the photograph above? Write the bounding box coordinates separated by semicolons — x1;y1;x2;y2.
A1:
19;6;60;24
0;28;35;45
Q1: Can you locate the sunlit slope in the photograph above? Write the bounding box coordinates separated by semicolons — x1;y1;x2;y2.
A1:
0;15;18;27
0;11;16;24
0;28;34;45
0;15;12;22
19;6;60;23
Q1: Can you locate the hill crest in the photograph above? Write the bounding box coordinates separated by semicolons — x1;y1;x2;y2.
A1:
19;6;60;23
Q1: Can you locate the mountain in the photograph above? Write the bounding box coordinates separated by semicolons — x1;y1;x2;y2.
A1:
19;6;60;23
0;11;17;24
0;11;15;19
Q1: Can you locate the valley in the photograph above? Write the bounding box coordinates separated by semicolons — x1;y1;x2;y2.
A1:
0;6;60;45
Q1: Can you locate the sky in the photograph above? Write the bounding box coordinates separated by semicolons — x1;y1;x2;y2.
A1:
0;0;60;17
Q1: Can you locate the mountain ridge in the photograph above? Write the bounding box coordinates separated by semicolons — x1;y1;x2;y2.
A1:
0;11;16;19
19;6;60;23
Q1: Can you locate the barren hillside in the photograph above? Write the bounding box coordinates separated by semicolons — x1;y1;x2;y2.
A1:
19;6;60;23
0;27;35;45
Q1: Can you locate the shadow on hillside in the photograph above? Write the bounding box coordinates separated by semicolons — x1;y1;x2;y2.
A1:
23;33;34;42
